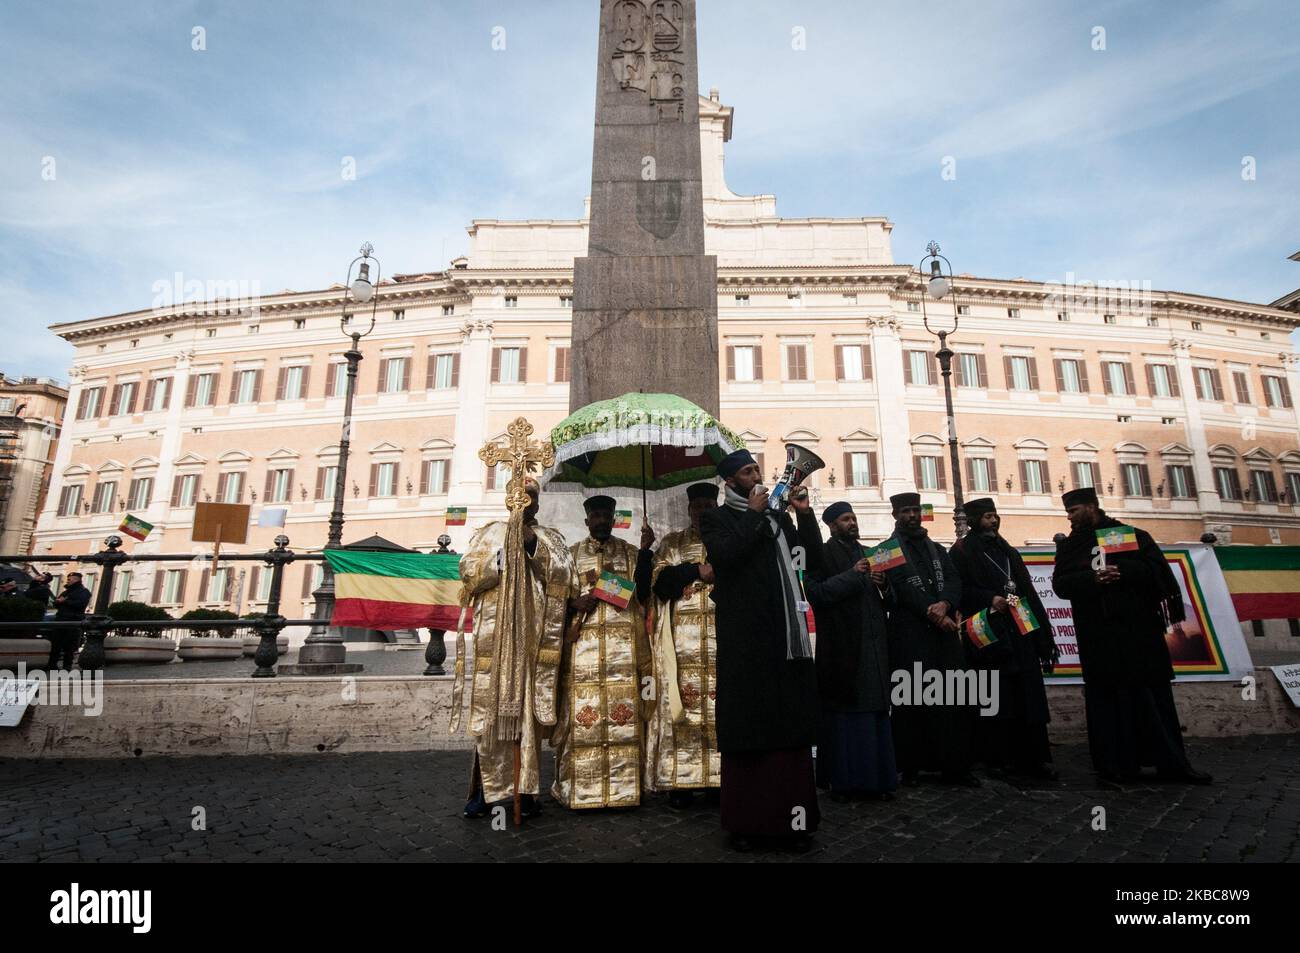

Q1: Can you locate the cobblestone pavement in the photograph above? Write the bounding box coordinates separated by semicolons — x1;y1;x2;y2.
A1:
2;735;1296;862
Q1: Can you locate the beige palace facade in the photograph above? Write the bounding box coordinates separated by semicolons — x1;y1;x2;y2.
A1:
33;93;1300;618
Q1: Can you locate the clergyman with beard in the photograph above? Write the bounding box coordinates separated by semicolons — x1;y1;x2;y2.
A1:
948;497;1058;780
879;491;977;786
1052;486;1211;786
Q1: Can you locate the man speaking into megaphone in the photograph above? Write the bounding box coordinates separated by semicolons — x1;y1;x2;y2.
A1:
699;448;826;853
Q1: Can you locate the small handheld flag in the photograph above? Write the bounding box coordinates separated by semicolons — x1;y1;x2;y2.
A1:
865;538;906;572
1011;599;1040;635
920;503;934;522
257;507;287;528
613;509;633;530
964;609;998;649
1096;524;1139;554
591;570;634;610
118;513;153;542
445;506;468;527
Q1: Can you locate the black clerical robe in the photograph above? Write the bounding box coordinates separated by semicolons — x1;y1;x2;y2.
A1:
1052;514;1193;778
882;528;974;778
949;531;1053;770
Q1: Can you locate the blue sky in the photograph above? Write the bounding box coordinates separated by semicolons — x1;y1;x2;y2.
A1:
2;0;1297;380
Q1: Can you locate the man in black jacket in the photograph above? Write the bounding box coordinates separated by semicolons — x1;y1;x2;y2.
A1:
1052;487;1211;786
805;501;897;800
949;498;1057;780
24;571;54;609
700;448;824;850
882;492;978;786
48;571;91;670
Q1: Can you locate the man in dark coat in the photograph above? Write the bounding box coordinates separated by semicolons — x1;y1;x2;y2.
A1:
700;448;824;850
805;501;896;800
1052;487;1211;786
949;498;1057;780
24;571;54;609
48;571;91;670
881;492;978;786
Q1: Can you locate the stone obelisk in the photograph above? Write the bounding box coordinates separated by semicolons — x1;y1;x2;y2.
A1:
570;0;719;415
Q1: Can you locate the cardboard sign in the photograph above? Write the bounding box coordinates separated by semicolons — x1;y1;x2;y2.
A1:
192;502;251;545
1271;663;1300;708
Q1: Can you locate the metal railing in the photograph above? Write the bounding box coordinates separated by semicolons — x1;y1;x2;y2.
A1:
0;534;323;678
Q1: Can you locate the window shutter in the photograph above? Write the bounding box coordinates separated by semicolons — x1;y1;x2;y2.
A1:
401;358;411;391
369;463;378;498
903;353;913;385
228;373;240;403
1041;459;1052;491
753;345;764;380
1138;464;1150;497
377;359;389;392
975;353;988;388
161;377;173;409
1144;364;1155;396
151;573;163;603
1102;363;1113;395
391;463;399;495
1122;363;1135;395
441;462;450;494
419;461;430;495
425;355;437;390
1019;460;1028;492
1186;465;1197;495
786;347;795;380
175;570;187;604
314;467;326;500
285;469;295;501
490;348;501;383
301;567;312;598
1076;361;1090;393
325;365;337;398
199;569;210;602
275;368;287;401
224;568;235;601
936;456;947;491
834;346;845;381
867;451;878;486
1165;366;1178;398
451;353;460;388
726;346;736;381
249;567;261;601
988;457;998;489
216;473;228;502
1054;359;1065;392
1283;378;1294;408
1028;357;1040;391
486;464;496;490
913;456;922;486
76;390;88;419
298;367;309;399
1002;356;1014;390
952;354;964;387
518;348;528;382
965;457;974;489
843;452;853;487
144;379;157;410
555;347;569;383
1210;369;1224;401
109;384;121;415
261;470;273;501
1233;372;1249;404
170;475;182;507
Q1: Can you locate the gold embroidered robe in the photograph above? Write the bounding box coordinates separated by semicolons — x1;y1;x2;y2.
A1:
645;527;720;792
453;520;575;803
551;536;650;809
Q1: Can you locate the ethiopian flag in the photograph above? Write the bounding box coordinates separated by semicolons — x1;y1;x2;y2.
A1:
614;509;633;530
445;506;467;527
866;538;906;571
325;550;466;631
921;503;934;522
1213;545;1300;621
1010;599;1040;635
1096;524;1139;554
964;609;998;649
119;513;153;542
592;570;634;610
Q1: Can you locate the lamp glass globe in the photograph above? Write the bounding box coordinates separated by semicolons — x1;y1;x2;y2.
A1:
928;275;951;300
350;277;373;302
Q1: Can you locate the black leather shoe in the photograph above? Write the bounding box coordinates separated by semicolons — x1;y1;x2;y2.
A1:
462;790;488;819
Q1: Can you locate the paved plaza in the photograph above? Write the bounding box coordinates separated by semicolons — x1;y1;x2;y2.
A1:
2;734;1296;863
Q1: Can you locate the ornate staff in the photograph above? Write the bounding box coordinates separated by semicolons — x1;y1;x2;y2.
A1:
475;417;555;827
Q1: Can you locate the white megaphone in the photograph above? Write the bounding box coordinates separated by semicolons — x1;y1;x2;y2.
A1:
768;443;826;511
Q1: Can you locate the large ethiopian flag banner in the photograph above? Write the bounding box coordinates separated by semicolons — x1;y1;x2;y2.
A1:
325;550;466;631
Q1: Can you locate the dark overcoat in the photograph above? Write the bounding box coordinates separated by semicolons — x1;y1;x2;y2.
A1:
805;534;892;713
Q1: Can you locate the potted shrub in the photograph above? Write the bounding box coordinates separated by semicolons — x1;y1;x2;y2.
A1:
239;613;289;657
0;597;52;668
177;609;244;660
103;600;177;664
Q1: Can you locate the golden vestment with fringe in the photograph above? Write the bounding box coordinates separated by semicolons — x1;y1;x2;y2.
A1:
551;536;650;809
645;527;720;792
451;520;575;803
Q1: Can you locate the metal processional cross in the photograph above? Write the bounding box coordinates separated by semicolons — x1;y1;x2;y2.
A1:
478;417;556;512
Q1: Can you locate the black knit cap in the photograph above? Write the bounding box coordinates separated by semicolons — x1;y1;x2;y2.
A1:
890;491;921;511
687;482;719;501
1061;486;1099;508
583;495;616;513
821;501;853;526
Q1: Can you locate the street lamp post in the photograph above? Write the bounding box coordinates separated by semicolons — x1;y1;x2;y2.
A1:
286;243;379;674
919;241;968;538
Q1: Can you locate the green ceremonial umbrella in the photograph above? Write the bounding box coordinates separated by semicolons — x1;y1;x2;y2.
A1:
543;392;746;511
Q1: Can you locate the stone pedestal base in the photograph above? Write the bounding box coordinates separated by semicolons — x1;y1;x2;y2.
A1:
277;662;365;676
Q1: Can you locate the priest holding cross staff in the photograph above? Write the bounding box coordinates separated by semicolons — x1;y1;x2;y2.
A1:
454;417;577;825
